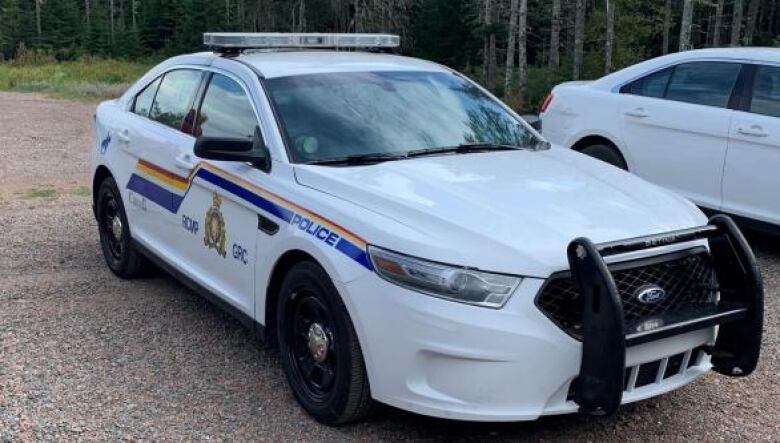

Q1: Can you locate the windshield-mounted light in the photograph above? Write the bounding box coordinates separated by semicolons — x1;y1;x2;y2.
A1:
368;246;521;309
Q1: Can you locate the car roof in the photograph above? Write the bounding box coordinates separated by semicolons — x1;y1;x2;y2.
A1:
591;47;780;90
675;47;780;60
198;50;451;78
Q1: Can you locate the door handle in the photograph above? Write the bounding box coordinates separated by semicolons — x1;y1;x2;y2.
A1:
624;108;649;118
116;129;131;143
175;153;196;171
737;125;768;138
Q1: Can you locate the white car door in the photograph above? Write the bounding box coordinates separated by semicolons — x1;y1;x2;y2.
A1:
722;64;780;226
619;61;743;210
171;71;264;316
122;68;205;249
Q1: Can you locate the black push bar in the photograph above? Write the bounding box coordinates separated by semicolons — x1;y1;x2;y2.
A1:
567;215;763;416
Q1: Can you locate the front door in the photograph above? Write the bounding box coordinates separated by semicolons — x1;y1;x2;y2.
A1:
619;61;742;210
722;64;780;226
171;72;264;316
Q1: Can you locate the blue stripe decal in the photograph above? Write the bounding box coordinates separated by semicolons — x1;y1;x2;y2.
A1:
194;168;294;223
335;238;374;271
127;174;183;213
127;164;371;270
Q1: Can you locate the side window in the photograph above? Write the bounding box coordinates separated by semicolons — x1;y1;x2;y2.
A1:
664;62;742;108
195;74;257;139
149;69;203;131
621;68;672;98
749;65;780;118
132;76;161;117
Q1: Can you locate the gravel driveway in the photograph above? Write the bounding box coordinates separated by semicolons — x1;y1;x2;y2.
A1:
0;91;777;441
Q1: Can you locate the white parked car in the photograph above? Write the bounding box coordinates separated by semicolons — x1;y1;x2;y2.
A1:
91;34;763;425
540;48;780;231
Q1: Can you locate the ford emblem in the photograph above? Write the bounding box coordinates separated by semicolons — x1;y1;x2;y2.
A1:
635;285;667;305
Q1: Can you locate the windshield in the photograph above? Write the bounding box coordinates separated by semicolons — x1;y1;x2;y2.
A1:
265;71;542;163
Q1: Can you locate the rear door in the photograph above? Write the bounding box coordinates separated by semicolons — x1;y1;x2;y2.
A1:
619;62;742;210
122;68;205;251
722;64;780;226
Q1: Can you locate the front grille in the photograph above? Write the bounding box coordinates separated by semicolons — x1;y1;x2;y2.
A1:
536;249;717;339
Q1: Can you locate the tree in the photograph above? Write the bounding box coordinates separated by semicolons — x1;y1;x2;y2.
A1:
482;0;497;91
572;0;585;80
84;0;91;31
35;0;42;39
744;0;760;44
109;0;114;44
549;0;561;68
504;0;519;95
680;0;694;51
713;0;724;46
604;0;615;73
731;0;744;46
662;0;671;54
516;0;528;104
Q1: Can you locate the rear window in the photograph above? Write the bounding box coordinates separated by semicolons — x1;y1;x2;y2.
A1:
749;65;780;118
149;69;203;131
620;62;742;109
664;62;741;108
620;68;671;98
133;77;161;117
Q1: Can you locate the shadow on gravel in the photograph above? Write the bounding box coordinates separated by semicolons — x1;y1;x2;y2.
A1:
145;263;662;440
127;220;777;440
744;229;780;258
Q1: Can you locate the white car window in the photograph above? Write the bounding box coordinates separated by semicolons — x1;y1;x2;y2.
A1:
749;65;780;118
621;68;672;98
132;76;162;117
195;74;257;139
664;62;741;108
149;69;203;132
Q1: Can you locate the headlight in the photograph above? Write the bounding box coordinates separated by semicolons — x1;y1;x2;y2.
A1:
368;246;521;308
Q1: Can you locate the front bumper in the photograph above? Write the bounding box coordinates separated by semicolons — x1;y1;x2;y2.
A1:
568;215;763;415
340;215;762;422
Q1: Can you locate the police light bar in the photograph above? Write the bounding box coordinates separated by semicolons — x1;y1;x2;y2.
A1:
203;33;400;51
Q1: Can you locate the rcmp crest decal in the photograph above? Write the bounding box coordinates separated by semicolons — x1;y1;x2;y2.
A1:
204;193;227;257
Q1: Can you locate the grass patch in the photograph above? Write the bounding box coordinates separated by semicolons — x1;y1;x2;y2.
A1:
0;57;153;101
71;186;91;197
22;187;58;199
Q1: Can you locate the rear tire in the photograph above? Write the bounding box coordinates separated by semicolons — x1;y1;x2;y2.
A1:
96;176;150;278
277;261;374;425
579;143;628;170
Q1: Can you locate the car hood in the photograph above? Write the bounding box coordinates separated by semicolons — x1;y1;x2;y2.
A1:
293;148;706;277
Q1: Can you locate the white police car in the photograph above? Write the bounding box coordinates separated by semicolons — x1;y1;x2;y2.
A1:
91;33;763;425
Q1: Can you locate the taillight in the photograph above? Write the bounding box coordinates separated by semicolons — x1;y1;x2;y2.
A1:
539;93;554;114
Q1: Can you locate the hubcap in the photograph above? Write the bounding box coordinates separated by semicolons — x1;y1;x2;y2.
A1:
101;194;124;261
286;291;337;399
111;216;123;241
307;323;330;363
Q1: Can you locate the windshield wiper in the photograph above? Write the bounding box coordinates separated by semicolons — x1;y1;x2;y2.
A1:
306;152;408;166
406;143;523;158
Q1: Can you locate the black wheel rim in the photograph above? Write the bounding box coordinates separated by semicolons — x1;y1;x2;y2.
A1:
285;289;337;401
100;193;123;261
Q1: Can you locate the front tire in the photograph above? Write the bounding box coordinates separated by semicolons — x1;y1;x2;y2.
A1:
96;176;150;278
579;143;628;170
277;261;374;425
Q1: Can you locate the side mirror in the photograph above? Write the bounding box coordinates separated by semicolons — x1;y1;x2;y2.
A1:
194;126;271;172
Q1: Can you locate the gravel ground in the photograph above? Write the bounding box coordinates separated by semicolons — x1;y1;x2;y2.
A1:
0;91;777;441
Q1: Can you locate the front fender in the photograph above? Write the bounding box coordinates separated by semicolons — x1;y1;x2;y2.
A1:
254;229;373;324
